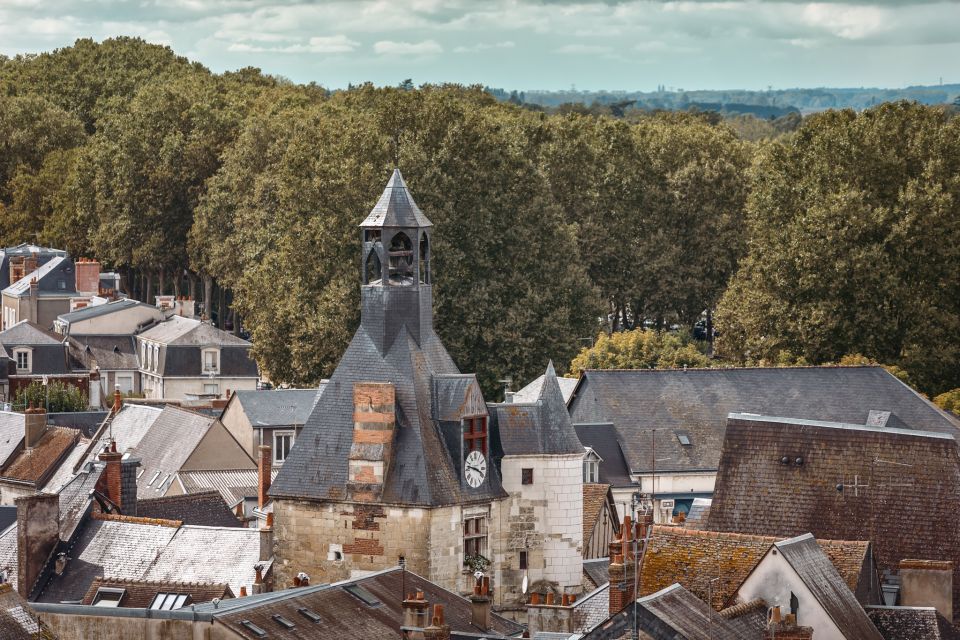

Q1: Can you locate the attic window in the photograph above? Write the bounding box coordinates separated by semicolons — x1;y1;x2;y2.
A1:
240;620;267;637
149;593;189;610
676;434;691;446
272;614;296;629
92;587;125;607
297;608;322;623
148;471;161;486
344;584;381;607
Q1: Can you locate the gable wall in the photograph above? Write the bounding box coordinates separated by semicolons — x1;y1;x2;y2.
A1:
181;421;256;472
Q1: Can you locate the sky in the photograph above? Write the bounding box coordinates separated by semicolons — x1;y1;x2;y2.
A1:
0;0;957;92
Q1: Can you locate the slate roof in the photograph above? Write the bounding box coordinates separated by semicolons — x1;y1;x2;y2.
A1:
0;321;63;346
0;523;17;590
272;326;506;506
138;316;250;347
81;577;233;608
573;583;611;633
177;468;277;507
568;366;960;474
512;374;579;405
572;423;632;487
232;389;317;428
137;491;242;528
708;413;960;614
57;299;150;325
0;583;45;640
56;464;104;542
35;518;267;603
490;362;584;458
0;412;25;468
719;599;768;637
867;606;960;640
772;533;883;640
2;256;71;297
360;169;433;229
640;525;873;610
0;426;78;485
130;406;218;498
635;583;745;640
583;483;612;546
0;507;14;532
67;335;138;371
80;404;161;471
211;567;523;640
583;558;609;590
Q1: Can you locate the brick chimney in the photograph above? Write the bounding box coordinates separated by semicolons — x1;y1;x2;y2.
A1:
403;590;430;639
470;576;492;631
423;604;451;640
97;441;124;511
112;387;122;414
527;588;576;636
258;445;271;509
900;559;953;621
74;258;101;295
15;493;59;598
28;277;39;323
765;607;813;640
348;382;396;495
23;405;47;449
608;515;636;615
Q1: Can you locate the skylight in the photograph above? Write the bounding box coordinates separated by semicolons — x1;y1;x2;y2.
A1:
297;608;322;623
148;471;161;486
240;620;267;637
676;433;691;446
92;587;125;607
272;614;296;629
149;593;189;611
344;584;381;606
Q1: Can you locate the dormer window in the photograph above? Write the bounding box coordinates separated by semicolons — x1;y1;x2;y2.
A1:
92;587;125;607
583;446;602;483
202;348;220;374
13;348;31;374
463;415;488;457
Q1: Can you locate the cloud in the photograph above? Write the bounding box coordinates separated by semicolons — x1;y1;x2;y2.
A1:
373;39;443;55
555;43;614;54
452;40;515;53
227;34;359;53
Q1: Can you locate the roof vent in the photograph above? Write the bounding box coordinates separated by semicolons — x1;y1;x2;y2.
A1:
866;410;892;428
298;607;322;623
272;614;295;629
240;620;267;637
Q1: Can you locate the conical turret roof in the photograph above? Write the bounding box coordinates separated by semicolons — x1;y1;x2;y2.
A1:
360;169;433;229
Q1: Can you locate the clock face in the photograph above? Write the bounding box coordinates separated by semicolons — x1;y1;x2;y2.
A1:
464;450;487;488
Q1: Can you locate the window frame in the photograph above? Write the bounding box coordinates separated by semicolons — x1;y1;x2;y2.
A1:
13;348;31;373
274;430;295;464
463;515;488;560
92;587;126;607
463;415;488;457
521;468;534;485
202;347;220;374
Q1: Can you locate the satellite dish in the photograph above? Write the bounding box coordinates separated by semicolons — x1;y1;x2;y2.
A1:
522;573;529;595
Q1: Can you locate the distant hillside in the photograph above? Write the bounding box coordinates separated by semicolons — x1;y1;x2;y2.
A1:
488;84;960;114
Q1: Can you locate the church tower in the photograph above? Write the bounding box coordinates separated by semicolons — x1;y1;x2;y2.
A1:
359;169;434;354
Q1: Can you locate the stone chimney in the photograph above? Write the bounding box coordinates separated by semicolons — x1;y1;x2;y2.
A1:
23;405;47;449
402;590;430;639
423;604;451;640
15;493;59;598
260;512;273;562
258;445;271;509
765;607;813;640
608;515;636;615
74;258;101;295
899;559;953;621
28;277;39;323
348;382;396;495
97;441;124;510
470;576;492;631
527;589;576;635
120;457;140;517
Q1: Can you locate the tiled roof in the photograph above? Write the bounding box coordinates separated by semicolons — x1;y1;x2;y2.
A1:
719;599;768;636
232;389;318;428
359;169;433;229
1;427;78;484
582;483;611;545
0;523;17;591
0;413;25;468
568;366;960;475
636;583;744;640
512;374;579;404
0;321;63;346
774;534;883;640
138;316;251;347
56;463;104;542
867;606;960;640
67;335;138;371
640;525;871;610
131;406;217;498
212;567;523;639
0;583;45;640
573;583;611;633
582;558;609;591
708;412;960;615
81;577;233;608
2;256;66;296
40;438;91;494
490;362;585;458
177;468;276;507
572;423;632;487
138;491;242;528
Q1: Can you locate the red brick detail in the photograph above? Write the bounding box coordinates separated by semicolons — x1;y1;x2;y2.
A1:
91;512;181;527
349;504;385;531
343;537;384;556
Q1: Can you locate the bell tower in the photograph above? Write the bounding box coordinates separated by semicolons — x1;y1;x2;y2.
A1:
360;169;434;354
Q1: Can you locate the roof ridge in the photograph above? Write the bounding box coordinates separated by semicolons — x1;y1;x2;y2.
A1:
586;364;886;373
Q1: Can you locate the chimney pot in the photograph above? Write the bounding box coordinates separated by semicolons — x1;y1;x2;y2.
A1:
530;592;540;605
545;592;555;606
239;586;247;597
561;594;570;606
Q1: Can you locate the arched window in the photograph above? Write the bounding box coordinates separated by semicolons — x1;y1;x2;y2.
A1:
419;233;430;284
388;232;414;285
365;247;382;284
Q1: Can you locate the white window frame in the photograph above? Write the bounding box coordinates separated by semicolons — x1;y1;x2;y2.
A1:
152;345;159;373
116;374;134;394
203;382;219;396
274;430;295;465
13;348;31;374
202;347;220;374
141;341;148;369
583;459;599;483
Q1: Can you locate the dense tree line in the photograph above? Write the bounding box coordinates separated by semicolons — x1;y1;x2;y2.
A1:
1;38;957;397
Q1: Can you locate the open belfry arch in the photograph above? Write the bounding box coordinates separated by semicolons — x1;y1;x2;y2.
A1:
269;170;586;610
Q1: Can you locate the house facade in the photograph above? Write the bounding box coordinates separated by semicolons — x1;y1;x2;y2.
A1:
218;388;319;465
270;170;586;606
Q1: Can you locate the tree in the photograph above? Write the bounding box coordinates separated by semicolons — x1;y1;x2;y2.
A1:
716;102;960;394
568;329;710;377
15;380;87;412
934;388;960;413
